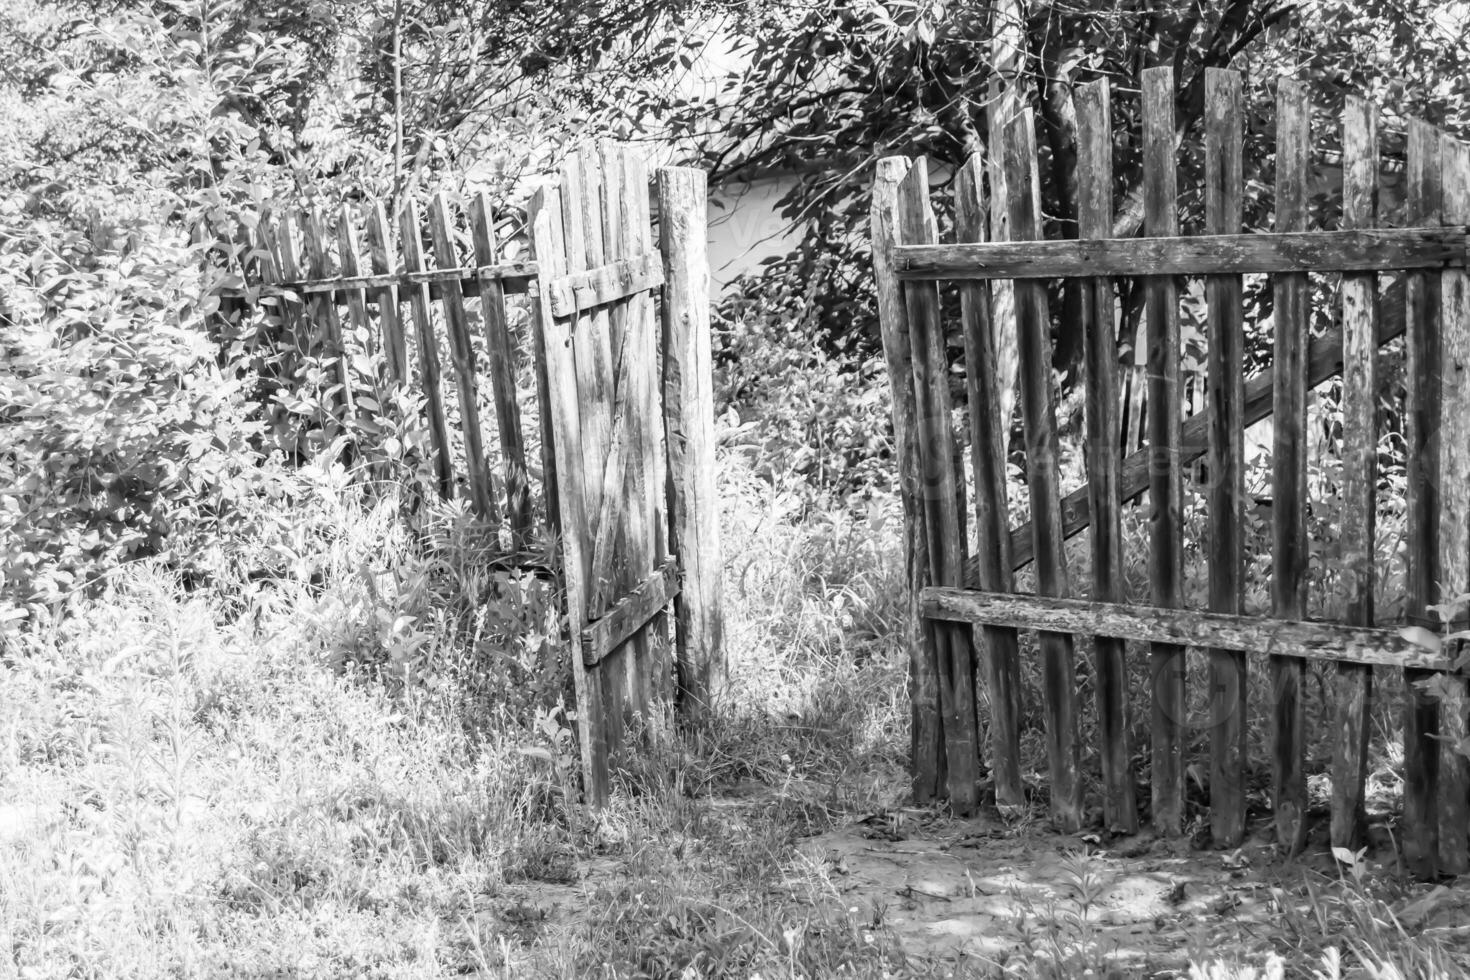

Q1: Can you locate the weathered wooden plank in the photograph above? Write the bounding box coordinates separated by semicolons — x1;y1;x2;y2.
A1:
581;558;679;667
1005;112;1082;832
893;228;1466;280
626;148;674;710
1331;96;1378;853
660;165;724;724
1144;66;1186;837
921;589;1454;671
1076;77;1137;834
227;261;539;298
468;192;535;547
301;209;358;430
1404;119;1444;880
564;150;630;770
900;158;982;815
546;252;665;318
987;8;1021;431
399;199;456;500
1271;77;1311;856
1006;294;1408;571
872;156;945;803
529;184;606;803
1437;135;1470;876
364;202;408;386
954;154;1024;814
1205;67;1248;848
591;142;654;725
335;204;376;364
428;191;498;525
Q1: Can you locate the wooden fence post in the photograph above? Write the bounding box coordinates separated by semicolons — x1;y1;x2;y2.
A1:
1204;67;1248;847
1271;77;1311;856
1077;76;1138;834
658;167;724;726
872;156;945;802
1436;135;1470;874
1143;66;1186;837
1005;112;1082;831
1403;118;1443;879
954;154;1025;815
1331;95;1378;851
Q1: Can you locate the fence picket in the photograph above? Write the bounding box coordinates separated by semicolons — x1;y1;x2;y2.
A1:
954;155;1024;814
302;210;357;432
364;202;408;387
1076;77;1137;833
1403;119;1444;880
1436;135;1470;875
1271;78;1311;856
1204;67;1248;847
428;192;498;525
1331;96;1379;851
1143;66;1186;836
468;193;535;547
335;205;375;365
399;199;456;500
872;158;945;801
1005;112;1082;831
898;158;981;814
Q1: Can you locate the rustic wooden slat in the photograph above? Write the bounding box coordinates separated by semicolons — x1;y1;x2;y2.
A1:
581;557;678;667
921;589;1454;671
1005;112;1082;832
954;154;1024;814
530;183;606;803
428;191;498;525
364;202;408;386
660;165;724;723
1006;296;1408;571
987;5;1021;430
300;210;358;447
893;228;1466;280
568;150;632;767
1143;66;1186;837
468;192;535;547
596;142;657;724
632;151;677;710
872;156;945;802
900;158;982;815
399;199;456;500
1271;77;1311;856
1437;135;1470;876
335;204;376;363
1204;67;1249;848
546;252;665;318
1404;119;1444;880
1076;77;1137;834
1331;96;1378;853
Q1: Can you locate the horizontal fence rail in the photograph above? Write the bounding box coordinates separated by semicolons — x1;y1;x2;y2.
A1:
921;589;1455;671
894;228;1469;279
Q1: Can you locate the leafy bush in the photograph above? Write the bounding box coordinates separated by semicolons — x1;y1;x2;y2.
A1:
714;250;892;503
0;212;272;614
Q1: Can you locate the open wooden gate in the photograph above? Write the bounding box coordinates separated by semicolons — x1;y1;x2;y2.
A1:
871;67;1470;879
529;144;723;804
215;142;722;807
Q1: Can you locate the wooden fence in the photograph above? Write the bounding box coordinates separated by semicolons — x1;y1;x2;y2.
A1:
224;142;723;805
872;67;1470;879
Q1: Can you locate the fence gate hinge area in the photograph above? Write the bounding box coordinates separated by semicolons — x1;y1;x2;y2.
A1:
871;66;1470;879
530;143;724;805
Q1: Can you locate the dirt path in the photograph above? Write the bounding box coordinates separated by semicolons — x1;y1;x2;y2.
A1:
794;808;1458;976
